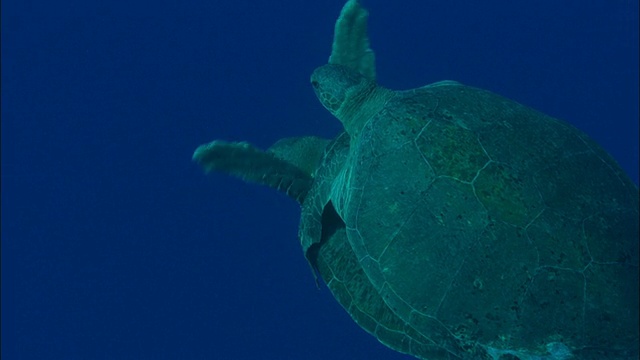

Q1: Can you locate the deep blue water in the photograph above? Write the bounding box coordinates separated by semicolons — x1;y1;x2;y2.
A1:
2;1;638;359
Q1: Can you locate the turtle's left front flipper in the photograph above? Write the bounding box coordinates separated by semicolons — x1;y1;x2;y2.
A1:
193;137;329;203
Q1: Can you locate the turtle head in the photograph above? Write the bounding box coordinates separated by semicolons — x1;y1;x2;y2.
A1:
311;64;391;138
310;64;371;116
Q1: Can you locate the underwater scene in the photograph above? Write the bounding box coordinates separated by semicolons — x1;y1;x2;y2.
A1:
2;0;638;359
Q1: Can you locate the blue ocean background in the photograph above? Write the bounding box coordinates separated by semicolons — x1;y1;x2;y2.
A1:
2;1;638;359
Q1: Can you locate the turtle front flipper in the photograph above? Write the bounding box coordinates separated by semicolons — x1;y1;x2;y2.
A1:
328;0;376;80
193;137;329;203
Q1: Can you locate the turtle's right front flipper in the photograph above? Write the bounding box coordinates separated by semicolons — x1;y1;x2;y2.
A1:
329;0;376;80
193;140;315;203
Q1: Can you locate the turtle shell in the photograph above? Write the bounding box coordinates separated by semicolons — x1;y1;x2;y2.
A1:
301;133;447;358
304;81;639;359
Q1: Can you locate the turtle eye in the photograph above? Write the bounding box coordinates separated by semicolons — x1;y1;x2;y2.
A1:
311;80;320;89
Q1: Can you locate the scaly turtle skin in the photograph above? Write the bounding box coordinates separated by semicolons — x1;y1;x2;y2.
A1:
306;64;639;360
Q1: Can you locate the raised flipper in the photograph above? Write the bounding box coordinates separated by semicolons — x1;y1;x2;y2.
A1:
193;0;371;203
328;0;376;80
193;137;329;203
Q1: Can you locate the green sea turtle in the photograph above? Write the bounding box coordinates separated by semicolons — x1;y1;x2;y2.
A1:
304;63;639;359
193;1;639;359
